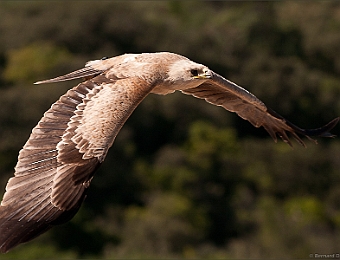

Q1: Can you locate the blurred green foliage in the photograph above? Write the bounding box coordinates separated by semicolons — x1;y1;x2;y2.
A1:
0;1;339;259
3;42;71;83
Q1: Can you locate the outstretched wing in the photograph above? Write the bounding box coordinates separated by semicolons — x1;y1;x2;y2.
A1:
181;72;339;146
0;73;153;253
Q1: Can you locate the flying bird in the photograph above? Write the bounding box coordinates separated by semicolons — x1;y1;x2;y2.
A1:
0;52;338;253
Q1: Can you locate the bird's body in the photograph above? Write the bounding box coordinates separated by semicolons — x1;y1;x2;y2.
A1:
0;52;338;253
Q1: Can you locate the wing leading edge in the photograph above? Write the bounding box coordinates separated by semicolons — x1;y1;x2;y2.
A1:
182;72;339;146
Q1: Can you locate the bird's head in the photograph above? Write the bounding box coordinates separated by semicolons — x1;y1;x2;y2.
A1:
150;57;213;95
152;59;212;93
167;59;212;82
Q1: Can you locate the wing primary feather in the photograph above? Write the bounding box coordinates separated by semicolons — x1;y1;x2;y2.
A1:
18;193;50;222
267;107;339;138
34;67;104;84
37;204;57;222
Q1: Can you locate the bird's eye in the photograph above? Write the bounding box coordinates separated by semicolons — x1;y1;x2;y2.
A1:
190;69;199;77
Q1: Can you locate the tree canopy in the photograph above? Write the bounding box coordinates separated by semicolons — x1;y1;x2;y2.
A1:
0;1;339;259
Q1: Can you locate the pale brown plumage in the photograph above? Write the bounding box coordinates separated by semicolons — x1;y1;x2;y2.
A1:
0;52;338;253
